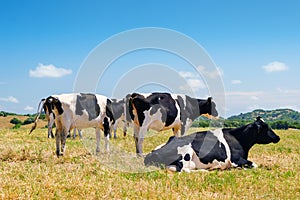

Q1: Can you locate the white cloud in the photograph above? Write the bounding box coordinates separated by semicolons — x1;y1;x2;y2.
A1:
179;71;198;79
262;61;288;73
179;79;206;92
24;106;34;111
29;63;72;78
250;96;259;100
231;80;242;85
197;65;223;79
187;79;206;90
0;96;19;103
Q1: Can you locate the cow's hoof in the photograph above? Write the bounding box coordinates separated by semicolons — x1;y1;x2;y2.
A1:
136;153;144;158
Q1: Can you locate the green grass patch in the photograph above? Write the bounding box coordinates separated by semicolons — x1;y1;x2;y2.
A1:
0;127;299;199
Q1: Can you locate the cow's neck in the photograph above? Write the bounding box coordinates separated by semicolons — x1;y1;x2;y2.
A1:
229;125;257;158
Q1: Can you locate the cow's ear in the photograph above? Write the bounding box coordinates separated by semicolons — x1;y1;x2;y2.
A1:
254;121;262;133
207;97;212;103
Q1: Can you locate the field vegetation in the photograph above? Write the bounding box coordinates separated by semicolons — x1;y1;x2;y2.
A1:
0;123;299;199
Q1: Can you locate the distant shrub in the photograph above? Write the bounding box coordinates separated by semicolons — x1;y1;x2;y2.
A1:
0;111;7;117
12;123;21;129
10;117;22;125
23;117;35;125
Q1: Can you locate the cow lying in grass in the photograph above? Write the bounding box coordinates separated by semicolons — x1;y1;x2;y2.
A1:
144;117;280;172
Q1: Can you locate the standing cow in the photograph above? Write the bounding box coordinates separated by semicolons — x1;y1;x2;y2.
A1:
30;93;114;157
144;117;280;172
110;98;130;138
128;92;218;156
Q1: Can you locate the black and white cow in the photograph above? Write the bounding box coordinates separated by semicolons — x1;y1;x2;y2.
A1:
144;117;280;172
110;98;130;139
30;93;114;157
128;92;218;156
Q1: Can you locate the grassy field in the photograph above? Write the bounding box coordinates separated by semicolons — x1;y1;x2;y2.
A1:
0;124;299;199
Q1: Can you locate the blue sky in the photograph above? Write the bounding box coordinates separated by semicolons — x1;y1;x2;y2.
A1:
0;0;299;117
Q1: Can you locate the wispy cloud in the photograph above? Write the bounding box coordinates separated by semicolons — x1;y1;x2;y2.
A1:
226;91;263;96
231;80;242;85
262;61;288;73
197;65;223;79
0;96;19;103
24;106;34;111
29;63;72;78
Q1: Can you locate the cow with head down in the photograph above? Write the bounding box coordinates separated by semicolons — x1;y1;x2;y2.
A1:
30;93;114;157
128;92;218;156
144;117;280;172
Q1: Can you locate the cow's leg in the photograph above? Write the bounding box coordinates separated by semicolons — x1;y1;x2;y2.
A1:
78;129;82;139
48;120;55;138
133;125;143;156
113;123;117;139
103;117;110;151
95;128;101;153
181;119;193;136
73;128;76;139
60;127;68;155
123;122;128;137
55;129;61;157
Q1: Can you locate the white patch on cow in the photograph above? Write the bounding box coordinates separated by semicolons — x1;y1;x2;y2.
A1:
252;162;258;168
142;108;164;135
183;118;193;135
177;143;196;172
154;142;166;150
211;129;232;169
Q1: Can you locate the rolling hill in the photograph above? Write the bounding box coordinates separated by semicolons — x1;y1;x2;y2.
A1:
227;108;300;122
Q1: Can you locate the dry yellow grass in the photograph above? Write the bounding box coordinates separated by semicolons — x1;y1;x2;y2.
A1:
0;126;299;199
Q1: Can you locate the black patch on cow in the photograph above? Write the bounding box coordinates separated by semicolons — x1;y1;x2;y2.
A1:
75;93;100;121
129;93;151;126
124;94;133;122
184;153;191;161
45;96;64;115
103;117;110;137
106;99;115;124
197;97;218;117
111;99;124;122
140;93;178;127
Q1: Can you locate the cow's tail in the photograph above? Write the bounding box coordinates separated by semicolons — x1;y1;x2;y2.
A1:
29;98;46;134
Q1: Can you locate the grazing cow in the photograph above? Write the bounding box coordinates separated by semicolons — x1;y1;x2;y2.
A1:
129;92;218;156
110;98;130;138
144;117;280;172
30;93;114;157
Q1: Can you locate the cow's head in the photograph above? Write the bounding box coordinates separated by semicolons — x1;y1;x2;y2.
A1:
253;116;280;144
45;96;64;115
199;97;218;117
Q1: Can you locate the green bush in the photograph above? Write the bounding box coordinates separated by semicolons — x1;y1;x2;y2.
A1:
22;117;35;125
12;123;21;129
10;117;22;125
